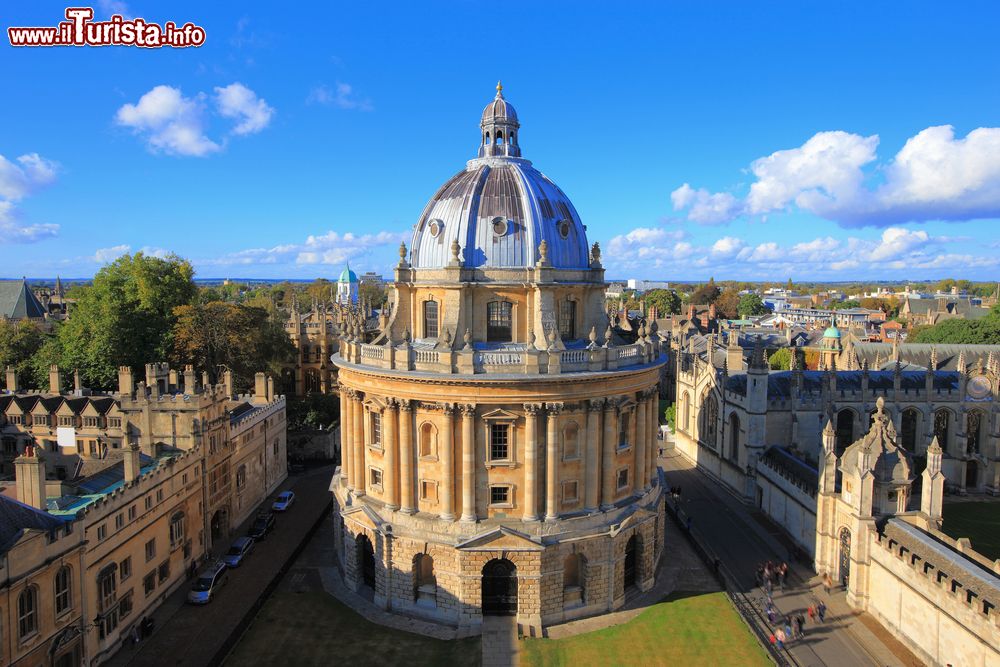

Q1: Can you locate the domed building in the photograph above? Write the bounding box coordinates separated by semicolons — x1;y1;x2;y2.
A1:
331;84;667;631
337;263;360;305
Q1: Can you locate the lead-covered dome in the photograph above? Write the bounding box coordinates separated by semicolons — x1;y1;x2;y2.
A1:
410;84;590;270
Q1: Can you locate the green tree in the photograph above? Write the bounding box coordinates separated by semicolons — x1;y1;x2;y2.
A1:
644;289;682;315
55;252;197;389
830;299;861;310
170;302;296;392
286;393;340;430
0;319;45;386
663;403;676;432
359;281;386;306
768;347;794;370
737;293;769;318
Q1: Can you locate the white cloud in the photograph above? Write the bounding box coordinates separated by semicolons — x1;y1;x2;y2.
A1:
116;85;219;157
93;244;131;263
215;83;275;135
96;0;131;18
602;225;998;278
0;153;59;243
200;230;404;268
116;83;274;156
672;125;1000;227
307;83;373;111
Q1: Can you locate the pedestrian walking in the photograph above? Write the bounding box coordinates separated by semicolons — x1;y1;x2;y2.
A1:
807;605;816;622
795;613;805;639
817;601;827;622
768;632;777;649
766;605;776;624
686;516;692;532
823;572;833;594
775;628;786;650
131;624;140;646
784;621;794;644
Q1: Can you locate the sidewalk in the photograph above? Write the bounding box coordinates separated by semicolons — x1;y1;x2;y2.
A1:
104;466;335;667
661;451;920;667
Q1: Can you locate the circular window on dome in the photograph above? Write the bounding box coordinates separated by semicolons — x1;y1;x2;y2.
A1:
558;220;571;239
491;217;508;237
428;219;443;238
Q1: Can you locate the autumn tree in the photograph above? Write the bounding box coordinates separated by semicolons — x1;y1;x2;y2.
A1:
170;302;295;393
55;252;198;389
714;289;741;319
690;278;721;306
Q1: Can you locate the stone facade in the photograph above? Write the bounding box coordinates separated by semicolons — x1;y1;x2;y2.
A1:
330;86;667;632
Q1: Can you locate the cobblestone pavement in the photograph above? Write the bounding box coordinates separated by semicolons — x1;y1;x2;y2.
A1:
104;466;334;667
662;451;921;667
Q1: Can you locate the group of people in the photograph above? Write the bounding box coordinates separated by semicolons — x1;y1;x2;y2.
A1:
755;559;789;593
757;558;831;653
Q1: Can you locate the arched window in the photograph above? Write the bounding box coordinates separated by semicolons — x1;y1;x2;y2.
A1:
563;422;580;459
836;409;855;455
728;413;740;462
901;409;919;452
486;301;513;342
419;422;436;458
495;131;503;145
681;393;690;433
934;409;951;451
18;585;38;639
413;552;436;598
700;394;718;448
558;300;576;340
967;411;984;454
563;553;586;606
423;300;439;339
485;132;490;145
55;566;72;615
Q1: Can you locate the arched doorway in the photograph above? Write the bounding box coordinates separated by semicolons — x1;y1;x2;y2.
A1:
482;559;517;616
210;508;228;544
966;460;979;489
838;527;851;588
624;535;639;590
835;410;854;455
356;535;376;590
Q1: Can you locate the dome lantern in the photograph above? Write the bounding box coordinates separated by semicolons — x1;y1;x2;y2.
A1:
479;80;521;158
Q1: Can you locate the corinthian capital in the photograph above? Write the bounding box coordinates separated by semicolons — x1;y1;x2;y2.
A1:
588;398;606;411
523;402;543;416
398;398;413;412
545;402;564;414
460;403;477;417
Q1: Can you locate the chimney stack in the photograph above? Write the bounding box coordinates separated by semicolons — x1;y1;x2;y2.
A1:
49;365;62;394
118;366;134;396
254;372;266;399
5;366;18;393
15;445;48;511
266;375;274;402
168;369;179;392
123;443;142;483
73;369;82;395
224;369;234;399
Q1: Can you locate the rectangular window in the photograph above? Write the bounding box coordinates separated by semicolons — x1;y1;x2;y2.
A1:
158;560;170;584
486;301;513;342
423;300;439;339
618;412;630;448
144;538;156;562
558;300;576;340
420;479;438;503
616;467;629;491
97;524;107;541
562;480;579;504
127;505;136;521
369;467;383;489
489;485;511;507
59;415;74;427
144;496;153;511
108;417;122;428
489;423;510;461
120;557;132;581
118;590;133;619
156;489;164;502
143;572;156;597
369;411;382;447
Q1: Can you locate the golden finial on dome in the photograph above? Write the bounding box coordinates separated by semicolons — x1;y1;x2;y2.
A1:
496;80;503;95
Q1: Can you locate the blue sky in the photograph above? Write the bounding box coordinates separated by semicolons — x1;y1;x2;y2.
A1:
2;1;1000;281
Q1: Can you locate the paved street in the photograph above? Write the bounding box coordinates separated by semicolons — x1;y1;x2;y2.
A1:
104;466;334;667
661;450;919;667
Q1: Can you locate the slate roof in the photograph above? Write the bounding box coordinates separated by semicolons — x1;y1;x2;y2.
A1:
0;493;69;555
0;279;46;319
850;343;1000;371
725;369;960;398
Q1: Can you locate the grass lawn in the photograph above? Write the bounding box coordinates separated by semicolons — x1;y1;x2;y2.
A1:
225;590;480;667
942;502;1000;561
521;591;770;667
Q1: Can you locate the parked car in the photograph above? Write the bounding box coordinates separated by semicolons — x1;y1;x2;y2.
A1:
187;560;229;604
272;490;295;512
248;512;275;540
222;536;255;568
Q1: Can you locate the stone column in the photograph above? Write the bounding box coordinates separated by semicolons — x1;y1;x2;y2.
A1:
351;391;365;496
601;399;618;510
523;403;541;521
585;399;603;511
647;391;658;490
544;402;563;521
460;404;477;522
384;399;400;510
340;387;352;490
634;396;647;496
399;399;415;513
440;404;456;520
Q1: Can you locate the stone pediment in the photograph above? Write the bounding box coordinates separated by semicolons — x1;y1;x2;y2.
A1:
456;525;543;551
362;395;387;412
481;408;520;422
609;506;654;537
340;502;386;533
